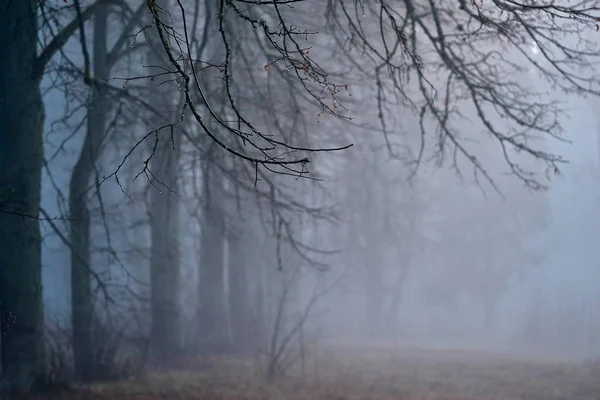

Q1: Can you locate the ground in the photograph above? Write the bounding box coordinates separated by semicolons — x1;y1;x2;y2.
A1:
16;342;600;399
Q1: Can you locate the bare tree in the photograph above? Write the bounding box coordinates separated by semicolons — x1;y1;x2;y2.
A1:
143;0;600;188
131;0;352;182
142;0;185;364
66;0;153;381
69;1;111;382
326;0;600;189
0;0;100;391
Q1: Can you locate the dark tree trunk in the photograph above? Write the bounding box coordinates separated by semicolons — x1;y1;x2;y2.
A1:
68;172;93;381
198;163;228;354
0;0;47;391
146;0;182;363
69;3;110;382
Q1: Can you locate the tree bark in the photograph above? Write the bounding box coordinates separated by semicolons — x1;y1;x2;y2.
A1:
0;0;46;391
69;2;110;381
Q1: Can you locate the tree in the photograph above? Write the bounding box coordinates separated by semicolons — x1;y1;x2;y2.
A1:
67;0;150;380
143;0;184;364
197;160;229;354
147;0;600;188
325;0;600;189
69;2;111;382
0;1;46;390
0;0;99;391
143;0;351;176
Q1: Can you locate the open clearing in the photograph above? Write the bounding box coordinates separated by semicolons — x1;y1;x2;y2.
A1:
19;343;600;400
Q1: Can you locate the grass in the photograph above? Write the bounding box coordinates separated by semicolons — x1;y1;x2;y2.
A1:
16;342;600;399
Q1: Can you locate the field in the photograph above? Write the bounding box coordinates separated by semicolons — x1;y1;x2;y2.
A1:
20;342;600;400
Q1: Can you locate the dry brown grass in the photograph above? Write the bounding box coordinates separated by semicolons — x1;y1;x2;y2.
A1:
14;343;600;400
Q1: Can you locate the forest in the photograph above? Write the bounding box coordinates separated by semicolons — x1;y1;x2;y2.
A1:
2;0;600;398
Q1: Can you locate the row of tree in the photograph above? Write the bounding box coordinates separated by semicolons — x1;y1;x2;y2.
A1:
2;0;600;393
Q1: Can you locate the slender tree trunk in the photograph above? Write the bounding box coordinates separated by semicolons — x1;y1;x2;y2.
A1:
68;169;93;382
198;162;228;354
146;0;182;364
148;136;181;363
69;3;111;382
0;1;46;391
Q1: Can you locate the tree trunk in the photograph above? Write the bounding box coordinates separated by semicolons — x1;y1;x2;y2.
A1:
0;0;46;391
146;0;182;364
198;163;228;354
68;172;93;381
148;137;181;363
69;3;110;382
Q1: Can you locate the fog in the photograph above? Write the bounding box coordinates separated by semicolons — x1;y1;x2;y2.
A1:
38;30;600;361
4;0;600;394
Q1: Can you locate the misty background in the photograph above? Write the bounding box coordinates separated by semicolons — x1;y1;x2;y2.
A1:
37;24;600;361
